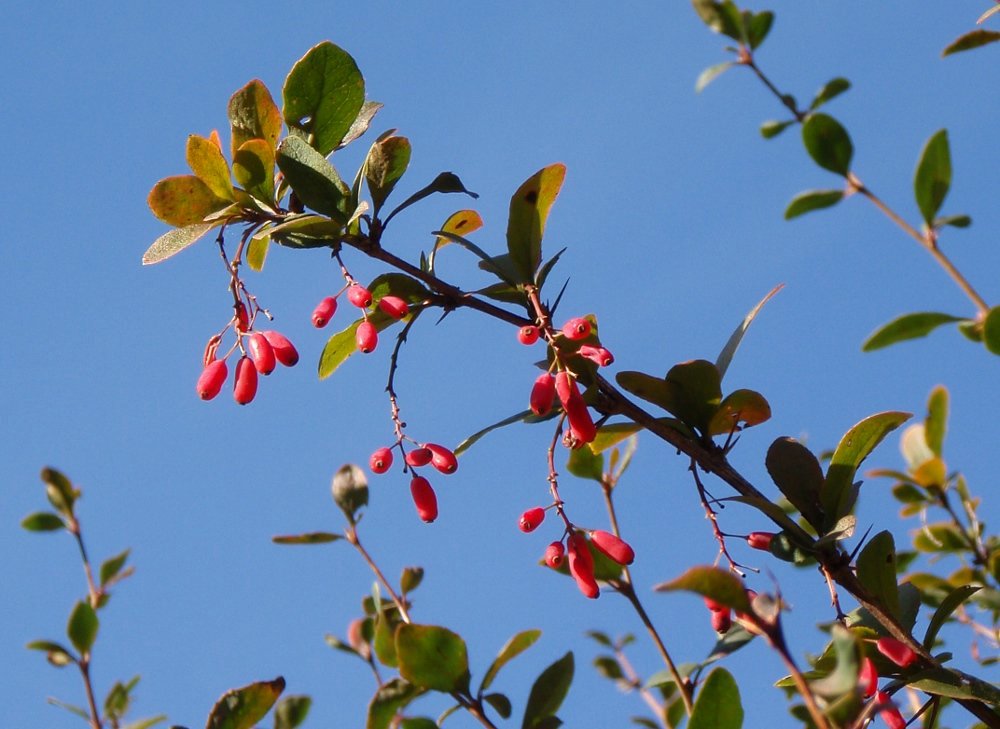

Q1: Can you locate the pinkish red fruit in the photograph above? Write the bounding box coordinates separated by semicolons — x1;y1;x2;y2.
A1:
312;296;337;328
544;541;565;568
554;372;596;442
590;530;635;565
370;447;393;474
262;331;299;367
347;284;373;308
578;344;614;367
233;356;258;405
405;447;433;467
567;532;599;599
518;325;540;345
356;321;378;353
378;295;409;319
860;657;879;699
703;596;727;613
235;302;250;332
876;637;919;668
410;476;438;523
875;691;906;729
529;373;556;416
747;531;774;550
561;317;591;340
196;359;228;400
425;443;458;474
518;507;546;533
711;608;732;634
248;332;276;375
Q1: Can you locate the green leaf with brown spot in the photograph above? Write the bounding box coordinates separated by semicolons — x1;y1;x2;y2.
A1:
186;134;234;201
395;624;469;693
228;79;282;159
506;164;566;283
366;134;411;214
205;677;285;729
148;176;230;227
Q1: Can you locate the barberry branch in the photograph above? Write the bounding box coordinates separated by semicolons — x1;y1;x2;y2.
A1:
612;644;668;728
344;526;411;625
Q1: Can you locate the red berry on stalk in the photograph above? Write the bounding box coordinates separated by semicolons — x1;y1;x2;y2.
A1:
248;332;276;375
859;657;879;698
544;541;565;568
262;331;299;367
875;691;906;729
875;637;919;668
518;507;546;533
561;317;591;340
703;596;727;613
567;532;599;599
529;373;556;416
556;372;597;444
356;321;378;353
370;447;393;474
378;295;409;320
747;531;774;551
410;475;438;523
518;325;540;345
589;530;635;565
233;356;258;405
711;608;732;634
235;302;250;332
196;359;228;400
347;284;373;308
405;447;433;467
425;443;458;474
578;344;614;367
312;296;337;328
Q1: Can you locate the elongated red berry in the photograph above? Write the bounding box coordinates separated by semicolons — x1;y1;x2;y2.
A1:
312;296;337;328
248;332;276;375
561;317;591;340
370;447;393;474
378;295;409;319
544;541;565;568
235;302;250;332
425;443;458;474
519;507;546;533
356;321;378;353
405;447;433;467
704;596;727;613
262;331;299;366
233;356;258;405
518;325;540;345
590;530;635;565
529;373;556;416
578;344;614;367
555;371;596;444
875;691;906;729
567;532;599;599
567;412;597;444
747;531;774;550
711;608;732;634
876;637;919;668
196;359;228;400
859;657;879;698
347;284;373;308
410;476;438;523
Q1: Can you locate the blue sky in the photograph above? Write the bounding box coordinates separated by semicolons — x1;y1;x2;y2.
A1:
4;2;999;728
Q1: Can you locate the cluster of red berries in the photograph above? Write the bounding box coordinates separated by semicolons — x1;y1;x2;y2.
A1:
311;281;410;354
369;441;458;523
196;302;299;405
859;637;920;728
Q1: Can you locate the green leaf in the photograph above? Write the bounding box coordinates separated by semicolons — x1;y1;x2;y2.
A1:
708;389;770;435
366;134;412;214
366;679;425;729
567;445;604;482
907;667;1000;704
924;385;948;458
142;222;219;265
590;424;642;454
506;164;567;283
273;695;311;729
99;549;131;586
801;113;853;176
483;694;512;719
807;626;860;698
480;629;541;692
695;62;734;93
399;719;437;729
784;189;844;220
67;601;98;655
760;120;794;139
26;639;76;666
691;0;742;40
663;360;723;434
271;532;342;545
373;609;399;669
716;284;783;380
148;175;230;227
275;136;350;223
41;466;78;515
282;42;365;156
701;625;756;668
934;214;971;229
914;129;951;226
521;652;574;729
913;522;968;553
942;29;1000;57
395;624;470;693
616;371;674;412
400;566;424;594
654;566;751;613
454;410;535;456
247;230;271;272
862;312;965;352
809;78;851;110
765;437;825;530
205;677;285;729
331;463;368;524
122;716;168;729
689;667;743;729
228;79;282;159
233;139;276;203
186;134;235;201
856;531;901;621
746;11;774;49
983;306;1000;355
383;172;478;225
21;511;66;532
924;584;982;650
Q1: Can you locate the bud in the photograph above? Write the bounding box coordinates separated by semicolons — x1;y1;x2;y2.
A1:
233;356;258;405
518;325;540;345
561;317;591;340
196;359;228;400
262;331;299;367
369;447;393;474
312;296;338;328
378;295;409;319
746;531;774;551
248;332;276;375
347;284;373;308
410;476;438;523
876;637;919;668
518;507;545;533
589;530;635;565
859;657;879;699
567;532;599;599
356;321;378;353
425;443;458;474
235;302;250;332
578;344;614;367
529;373;556;416
544;541;565;568
405;448;433;467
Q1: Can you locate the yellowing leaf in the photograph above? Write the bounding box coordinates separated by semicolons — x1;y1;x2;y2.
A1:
228;79;282;159
506;163;566;283
186;134;234;201
147;175;229;227
434;210;483;250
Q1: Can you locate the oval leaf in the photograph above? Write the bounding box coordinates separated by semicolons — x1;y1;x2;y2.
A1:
521;652;574;729
982;306;1000;355
205;677;285;729
942;29;1000;57
689;667;743;729
233;139;275;203
802;113;853;176
275;136;350;223
21;511;66;532
914;129;951;226
99;549;131;586
856;530;900;620
366;135;412;214
506;164;566;283
708;389;771;435
809;77;851;110
273;695;312;729
654;566;751;614
784;189;844;220
765;438;825;529
67;601;98;655
395;624;469;693
480;629;542;692
186;134;235;201
862;312;965;351
148;176;229;227
366;679;424;729
228;79;282;159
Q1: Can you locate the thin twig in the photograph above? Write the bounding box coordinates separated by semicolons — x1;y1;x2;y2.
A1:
345;527;410;624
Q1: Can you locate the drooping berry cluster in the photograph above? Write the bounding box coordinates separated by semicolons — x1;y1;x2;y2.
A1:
369;441;458;523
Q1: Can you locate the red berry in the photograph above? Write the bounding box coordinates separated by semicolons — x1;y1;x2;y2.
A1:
561;317;591;340
235;302;250;332
567;532;599;599
529;373;556;416
875;691;906;729
312;296;338;328
370;447;393;474
405;447;433;467
589;530;635;565
518;325;540;345
544;541;565;568
578;344;614;367
410;476;438;523
711;608;732;634
196;359;228;400
876;637;919;668
347;284;373;308
262;331;299;367
703;596;727;613
747;531;774;551
518;507;546;533
425;443;458;474
378;295;409;319
233;356;258;405
356;321;378;353
860;657;879;699
555;372;596;442
248;332;276;375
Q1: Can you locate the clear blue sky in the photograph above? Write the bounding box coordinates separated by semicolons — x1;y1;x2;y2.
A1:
3;2;998;727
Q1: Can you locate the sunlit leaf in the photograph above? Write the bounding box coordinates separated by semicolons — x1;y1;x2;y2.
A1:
924;386;948;458
716;284;783;380
760;119;794;139
784;189;844;220
590;423;643;454
567;445;603;482
42;467;78;515
695;62;734;93
908;667;1000;704
746;11;774;49
366;134;411;214
275;136;350;223
506;163;567;283
480;629;541;692
942;29;1000;57
914;130;951;226
384;172;479;224
522;652;574;729
273;695;312;729
233;139;275;203
142;222;219;265
691;0;743;40
707;389;770;435
654;566;751;613
340;100;383;149
332;463;368;524
395;624;469;693
862;312;965;352
205;677;285;729
186;134;235;201
148;175;230;227
247;229;270;272
26;639;76;666
228;79;282;159
272;532;342;545
433;210;484;254
366;679;424;729
802;113;853;176
809;77;851;110
99;549;130;586
689;667;743;729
